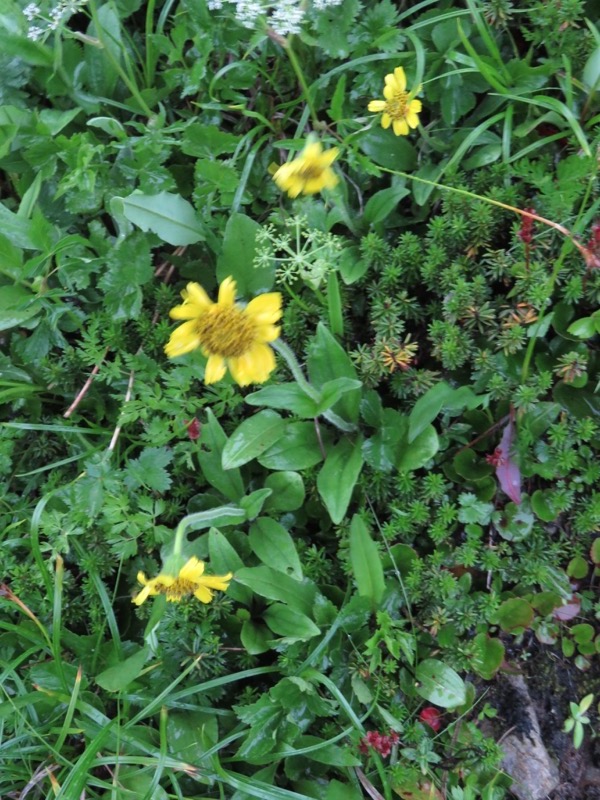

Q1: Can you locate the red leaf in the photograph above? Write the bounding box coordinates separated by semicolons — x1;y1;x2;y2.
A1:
496;417;521;504
184;417;201;441
419;707;442;732
552;595;581;621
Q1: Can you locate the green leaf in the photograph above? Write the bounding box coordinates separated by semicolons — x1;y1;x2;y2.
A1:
307;323;361;423
583;45;600;91
363;185;410;225
348;515;384;606
249;518;303;579
567;317;596;339
114;191;205;245
263;604;320;640
240;488;272;520
222;411;287;469
241;620;272;654
0;285;41;331
166;710;218;763
358;127;417;172
362;409;407;472
415;659;467;708
494;598;534;632
85;2;123;96
471;634;504;680
208;529;252;605
317;436;364;524
217;213;274;295
95;646;149;692
316;378;363;415
263;472;305;513
234;566;316;617
123;447;172;492
245;384;318;417
0;202;35;249
258;421;327;470
408;382;454;442
198;409;245;502
99;232;153;319
292;736;361;767
338;246;369;285
396;425;439;471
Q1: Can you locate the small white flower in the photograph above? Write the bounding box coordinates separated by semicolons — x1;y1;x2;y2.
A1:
27;24;44;39
207;0;222;8
23;3;40;19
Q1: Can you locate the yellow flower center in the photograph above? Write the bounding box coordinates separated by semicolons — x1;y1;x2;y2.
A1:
196;306;255;358
297;161;323;180
386;91;409;120
164;577;197;601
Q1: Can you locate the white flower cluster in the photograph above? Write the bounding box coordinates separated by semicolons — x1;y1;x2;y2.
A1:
208;0;344;37
22;0;88;40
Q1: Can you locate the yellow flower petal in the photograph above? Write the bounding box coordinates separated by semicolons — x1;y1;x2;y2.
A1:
199;573;233;591
406;112;420;129
393;66;407;91
246;293;282;325
368;100;387;112
183;282;212;309
383;83;395;100
302;142;323;160
255;323;280;343
133;585;152;606
381;113;392;129
218;276;236;306
205;354;227;384
137;571;149;586
409;99;422;113
165;320;202;358
194;585;214;603
393;118;409;136
179;557;205;582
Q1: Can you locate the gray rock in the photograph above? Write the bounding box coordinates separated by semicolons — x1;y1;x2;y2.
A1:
499;675;560;800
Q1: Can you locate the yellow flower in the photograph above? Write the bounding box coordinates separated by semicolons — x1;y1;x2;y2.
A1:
273;140;339;198
165;277;282;386
133;557;233;606
368;66;422;136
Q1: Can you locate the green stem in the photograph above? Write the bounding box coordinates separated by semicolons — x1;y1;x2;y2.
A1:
145;0;158;87
88;0;154;117
284;39;319;128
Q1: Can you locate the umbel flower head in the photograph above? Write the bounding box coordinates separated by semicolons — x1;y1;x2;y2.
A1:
368;66;422;136
273;140;339;198
165;277;282;386
133;557;233;605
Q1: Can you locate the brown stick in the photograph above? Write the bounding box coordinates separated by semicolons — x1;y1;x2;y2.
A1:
63;347;110;418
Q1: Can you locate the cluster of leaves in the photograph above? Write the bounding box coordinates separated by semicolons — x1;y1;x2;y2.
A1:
1;0;600;798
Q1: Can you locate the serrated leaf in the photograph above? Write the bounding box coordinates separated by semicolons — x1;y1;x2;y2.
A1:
123;447;173;492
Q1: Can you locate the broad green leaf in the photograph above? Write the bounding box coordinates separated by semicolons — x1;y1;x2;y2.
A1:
258;421;327;470
234;566;316;617
240;488;272;520
291;736;361;767
307;323;361;423
85;3;123;96
249;518;303;579
358;126;417;171
115;191;205;245
166;710;218;763
263;603;320;640
348;515;384;606
245;384;318;417
0;285;41;331
208;529;252;605
415;659;467;708
363;185;410;225
408;382;454;442
316;378;362;415
95;647;149;692
241;620;272;654
263;472;305;513
494;598;534;632
222;410;287;469
362;409;407;472
198;409;245;502
396;425;439;471
217;213;274;295
0;203;35;249
471;634;504;680
317;436;364;524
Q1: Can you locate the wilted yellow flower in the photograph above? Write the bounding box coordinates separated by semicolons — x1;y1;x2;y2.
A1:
165;277;282;386
368;66;422;136
133;557;233;605
273;140;339;198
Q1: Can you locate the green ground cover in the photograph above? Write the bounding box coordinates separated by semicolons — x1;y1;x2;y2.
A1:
1;0;599;797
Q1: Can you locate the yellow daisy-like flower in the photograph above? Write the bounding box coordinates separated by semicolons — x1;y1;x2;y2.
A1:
133;557;233;606
368;66;422;136
165;277;282;386
273;140;339;198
